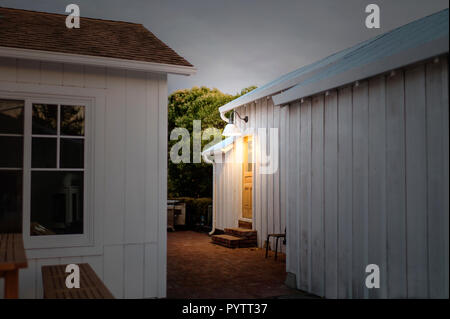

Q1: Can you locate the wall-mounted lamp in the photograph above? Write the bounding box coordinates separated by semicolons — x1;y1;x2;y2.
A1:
223;110;248;137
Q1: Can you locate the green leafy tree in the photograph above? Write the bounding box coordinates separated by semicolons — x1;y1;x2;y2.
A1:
168;86;256;198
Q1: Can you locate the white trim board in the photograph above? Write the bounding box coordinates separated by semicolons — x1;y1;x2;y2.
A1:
272;37;449;106
0;46;196;76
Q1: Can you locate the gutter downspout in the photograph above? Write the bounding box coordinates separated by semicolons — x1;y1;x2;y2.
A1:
220;111;230;123
209;164;216;236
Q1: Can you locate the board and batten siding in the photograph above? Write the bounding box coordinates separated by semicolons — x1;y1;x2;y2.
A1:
213;98;288;251
0;57;168;298
284;57;449;299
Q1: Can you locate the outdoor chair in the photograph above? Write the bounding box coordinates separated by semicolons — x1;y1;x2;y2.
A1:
265;228;286;260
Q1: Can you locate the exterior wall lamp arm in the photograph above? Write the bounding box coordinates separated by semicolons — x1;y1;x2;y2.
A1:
222;110;249;137
233;110;248;123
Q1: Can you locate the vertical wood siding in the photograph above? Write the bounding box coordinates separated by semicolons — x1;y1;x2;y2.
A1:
337;87;353;298
0;58;167;298
213;98;287;251
310;95;325;296
285;57;449;299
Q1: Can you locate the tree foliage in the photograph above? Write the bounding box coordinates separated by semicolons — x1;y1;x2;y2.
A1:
168;86;256;198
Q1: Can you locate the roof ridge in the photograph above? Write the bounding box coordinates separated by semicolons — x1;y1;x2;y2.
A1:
0;6;143;26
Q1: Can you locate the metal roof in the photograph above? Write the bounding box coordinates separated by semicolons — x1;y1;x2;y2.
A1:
220;9;449;112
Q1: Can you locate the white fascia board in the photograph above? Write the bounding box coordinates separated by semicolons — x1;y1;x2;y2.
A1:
0;46;197;76
272;37;449;106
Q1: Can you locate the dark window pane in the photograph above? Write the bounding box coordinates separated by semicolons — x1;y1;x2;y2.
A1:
32;104;57;135
60;138;84;168
61;105;85;136
0;136;23;168
31;171;83;236
32;138;56;168
0;171;22;233
0;99;24;134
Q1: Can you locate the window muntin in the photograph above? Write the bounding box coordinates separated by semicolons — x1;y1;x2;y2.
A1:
30;103;86;236
0;99;24;233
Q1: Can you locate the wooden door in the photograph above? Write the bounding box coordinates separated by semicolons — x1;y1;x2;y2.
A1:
242;136;253;219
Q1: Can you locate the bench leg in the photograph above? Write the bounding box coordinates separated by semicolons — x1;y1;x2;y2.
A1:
265;235;270;258
275;237;279;260
4;269;19;299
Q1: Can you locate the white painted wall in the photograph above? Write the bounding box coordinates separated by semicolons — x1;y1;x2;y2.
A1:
212;98;288;251
0;57;168;298
211;55;448;299
284;57;449;299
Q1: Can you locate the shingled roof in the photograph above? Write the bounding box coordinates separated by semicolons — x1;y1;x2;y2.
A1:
0;7;193;68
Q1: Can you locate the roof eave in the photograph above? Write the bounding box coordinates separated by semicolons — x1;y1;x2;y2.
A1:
0;46;196;76
217;36;385;114
272;36;449;106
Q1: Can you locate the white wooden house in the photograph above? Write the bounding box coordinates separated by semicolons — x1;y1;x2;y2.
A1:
0;7;195;298
204;9;449;298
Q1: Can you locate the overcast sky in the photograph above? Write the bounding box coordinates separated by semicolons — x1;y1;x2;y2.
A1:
1;0;448;94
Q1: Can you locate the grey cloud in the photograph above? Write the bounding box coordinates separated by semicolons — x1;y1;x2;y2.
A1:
1;0;448;94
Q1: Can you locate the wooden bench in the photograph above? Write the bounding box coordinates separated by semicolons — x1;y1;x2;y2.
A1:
42;263;114;299
0;233;28;298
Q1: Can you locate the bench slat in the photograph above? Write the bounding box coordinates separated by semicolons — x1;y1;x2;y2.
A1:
42;263;114;299
0;233;28;271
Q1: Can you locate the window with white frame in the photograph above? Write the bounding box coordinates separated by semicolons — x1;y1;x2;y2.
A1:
0;98;87;237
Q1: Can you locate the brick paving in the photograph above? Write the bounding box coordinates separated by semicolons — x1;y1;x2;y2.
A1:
167;231;308;299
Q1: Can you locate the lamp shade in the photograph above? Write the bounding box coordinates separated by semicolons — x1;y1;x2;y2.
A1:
222;123;242;137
